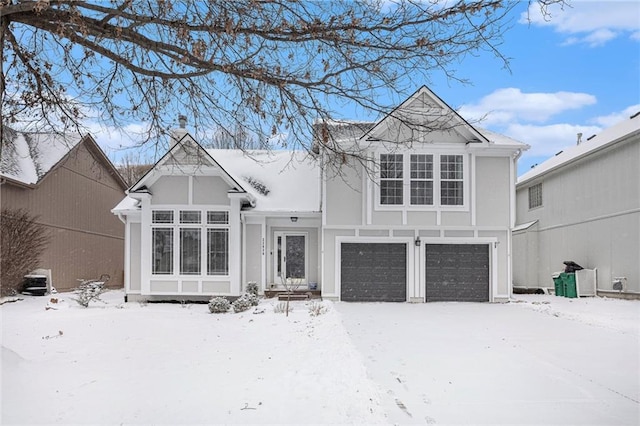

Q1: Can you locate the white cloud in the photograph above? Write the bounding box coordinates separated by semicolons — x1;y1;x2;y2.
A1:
505;122;602;158
591;104;640;127
459;88;596;125
521;1;640;46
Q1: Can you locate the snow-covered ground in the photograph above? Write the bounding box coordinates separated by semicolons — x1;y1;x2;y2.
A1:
1;292;638;425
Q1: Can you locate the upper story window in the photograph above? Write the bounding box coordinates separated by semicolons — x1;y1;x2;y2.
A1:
440;155;464;206
378;153;465;208
528;183;543;209
410;154;433;205
380;154;403;205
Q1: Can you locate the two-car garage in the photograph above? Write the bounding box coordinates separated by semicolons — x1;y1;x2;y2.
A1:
340;242;490;302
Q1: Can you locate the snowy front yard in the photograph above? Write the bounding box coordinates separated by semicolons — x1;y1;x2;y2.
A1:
2;292;639;425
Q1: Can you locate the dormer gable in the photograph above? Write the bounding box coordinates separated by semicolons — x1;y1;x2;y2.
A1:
128;132;246;195
361;86;491;148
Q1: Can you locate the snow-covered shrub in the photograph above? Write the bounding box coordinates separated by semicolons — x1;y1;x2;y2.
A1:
208;297;230;313
72;278;107;308
308;301;328;316
246;281;259;296
273;301;293;314
232;293;255;313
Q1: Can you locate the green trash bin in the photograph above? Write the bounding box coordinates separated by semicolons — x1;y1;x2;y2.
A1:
552;273;564;297
561;272;578;298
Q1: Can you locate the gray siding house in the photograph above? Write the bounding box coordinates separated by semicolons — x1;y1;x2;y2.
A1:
513;113;640;297
113;87;527;302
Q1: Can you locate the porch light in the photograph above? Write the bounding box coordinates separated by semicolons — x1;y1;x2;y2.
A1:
290;216;298;222
415;236;421;247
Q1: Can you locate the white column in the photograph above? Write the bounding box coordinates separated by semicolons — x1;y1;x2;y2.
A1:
228;194;243;295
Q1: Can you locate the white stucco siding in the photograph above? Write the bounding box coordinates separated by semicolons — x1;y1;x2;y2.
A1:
129;222;142;292
244;224;263;289
150;176;189;204
193;176;232;205
324;163;363;226
475;157;511;226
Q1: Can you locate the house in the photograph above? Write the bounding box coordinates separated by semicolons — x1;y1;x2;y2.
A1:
113;86;528;302
1;127;128;292
513;113;640;298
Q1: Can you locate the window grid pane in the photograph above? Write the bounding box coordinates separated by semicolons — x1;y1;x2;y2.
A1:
380;154;403;205
381;180;403;205
180;210;201;224
152;210;173;224
207;211;229;224
208;229;229;275
410;154;433;179
441;181;464;206
440;155;463;180
152;228;173;274
529;183;543;209
411;181;433;205
180;228;201;275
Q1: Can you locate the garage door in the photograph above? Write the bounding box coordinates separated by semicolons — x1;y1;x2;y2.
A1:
426;244;489;302
341;243;407;302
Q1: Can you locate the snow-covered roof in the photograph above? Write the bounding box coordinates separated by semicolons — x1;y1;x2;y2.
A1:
208;149;321;213
518;113;640;185
0;127;82;185
477;127;529;148
112;195;140;214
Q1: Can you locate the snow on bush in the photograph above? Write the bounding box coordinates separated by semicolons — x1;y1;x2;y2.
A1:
308;301;329;316
273;301;293;314
232;293;257;313
72;278;107;308
208;297;230;313
246;281;259;296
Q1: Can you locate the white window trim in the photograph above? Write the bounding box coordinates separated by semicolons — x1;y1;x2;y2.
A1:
273;231;309;286
373;151;469;212
528;182;543;210
150;206;231;279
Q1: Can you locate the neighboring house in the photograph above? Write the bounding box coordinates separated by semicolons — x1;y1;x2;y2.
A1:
1;127;127;292
113;86;528;302
513;113;640;298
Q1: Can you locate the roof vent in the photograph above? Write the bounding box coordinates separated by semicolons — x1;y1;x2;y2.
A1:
576;132;583;145
555;150;563;156
630;111;640;119
587;134;596;141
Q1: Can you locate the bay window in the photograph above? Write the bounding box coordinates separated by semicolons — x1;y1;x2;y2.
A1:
151;209;230;276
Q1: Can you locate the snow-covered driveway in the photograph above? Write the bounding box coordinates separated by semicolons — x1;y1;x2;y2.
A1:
335;295;640;425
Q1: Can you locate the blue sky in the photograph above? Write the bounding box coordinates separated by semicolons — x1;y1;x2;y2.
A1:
93;1;640;176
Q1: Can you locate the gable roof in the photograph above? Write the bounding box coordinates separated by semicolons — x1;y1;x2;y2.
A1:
0;127;126;189
128;132;246;194
518;113;640;186
361;86;492;145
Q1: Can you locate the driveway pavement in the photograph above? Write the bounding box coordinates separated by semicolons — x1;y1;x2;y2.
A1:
335;299;640;425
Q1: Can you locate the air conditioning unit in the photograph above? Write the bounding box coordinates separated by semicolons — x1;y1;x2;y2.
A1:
612;277;627;292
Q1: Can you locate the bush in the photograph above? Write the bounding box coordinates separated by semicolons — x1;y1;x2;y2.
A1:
308;301;329;316
72;278;108;308
0;209;50;297
208;297;230;313
273;301;293;314
232;293;256;313
246;281;259;296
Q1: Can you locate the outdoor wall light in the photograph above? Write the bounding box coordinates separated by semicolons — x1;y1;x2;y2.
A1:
290;217;298;222
415;236;421;246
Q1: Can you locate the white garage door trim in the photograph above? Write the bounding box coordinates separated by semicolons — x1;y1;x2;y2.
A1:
335;236;414;302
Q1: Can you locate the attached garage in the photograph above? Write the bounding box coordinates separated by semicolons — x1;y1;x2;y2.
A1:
425;244;489;302
340;243;407;302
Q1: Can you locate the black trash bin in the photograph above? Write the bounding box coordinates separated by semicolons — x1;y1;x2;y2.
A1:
22;275;48;296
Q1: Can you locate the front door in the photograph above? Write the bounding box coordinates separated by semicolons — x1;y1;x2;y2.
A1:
274;232;307;286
